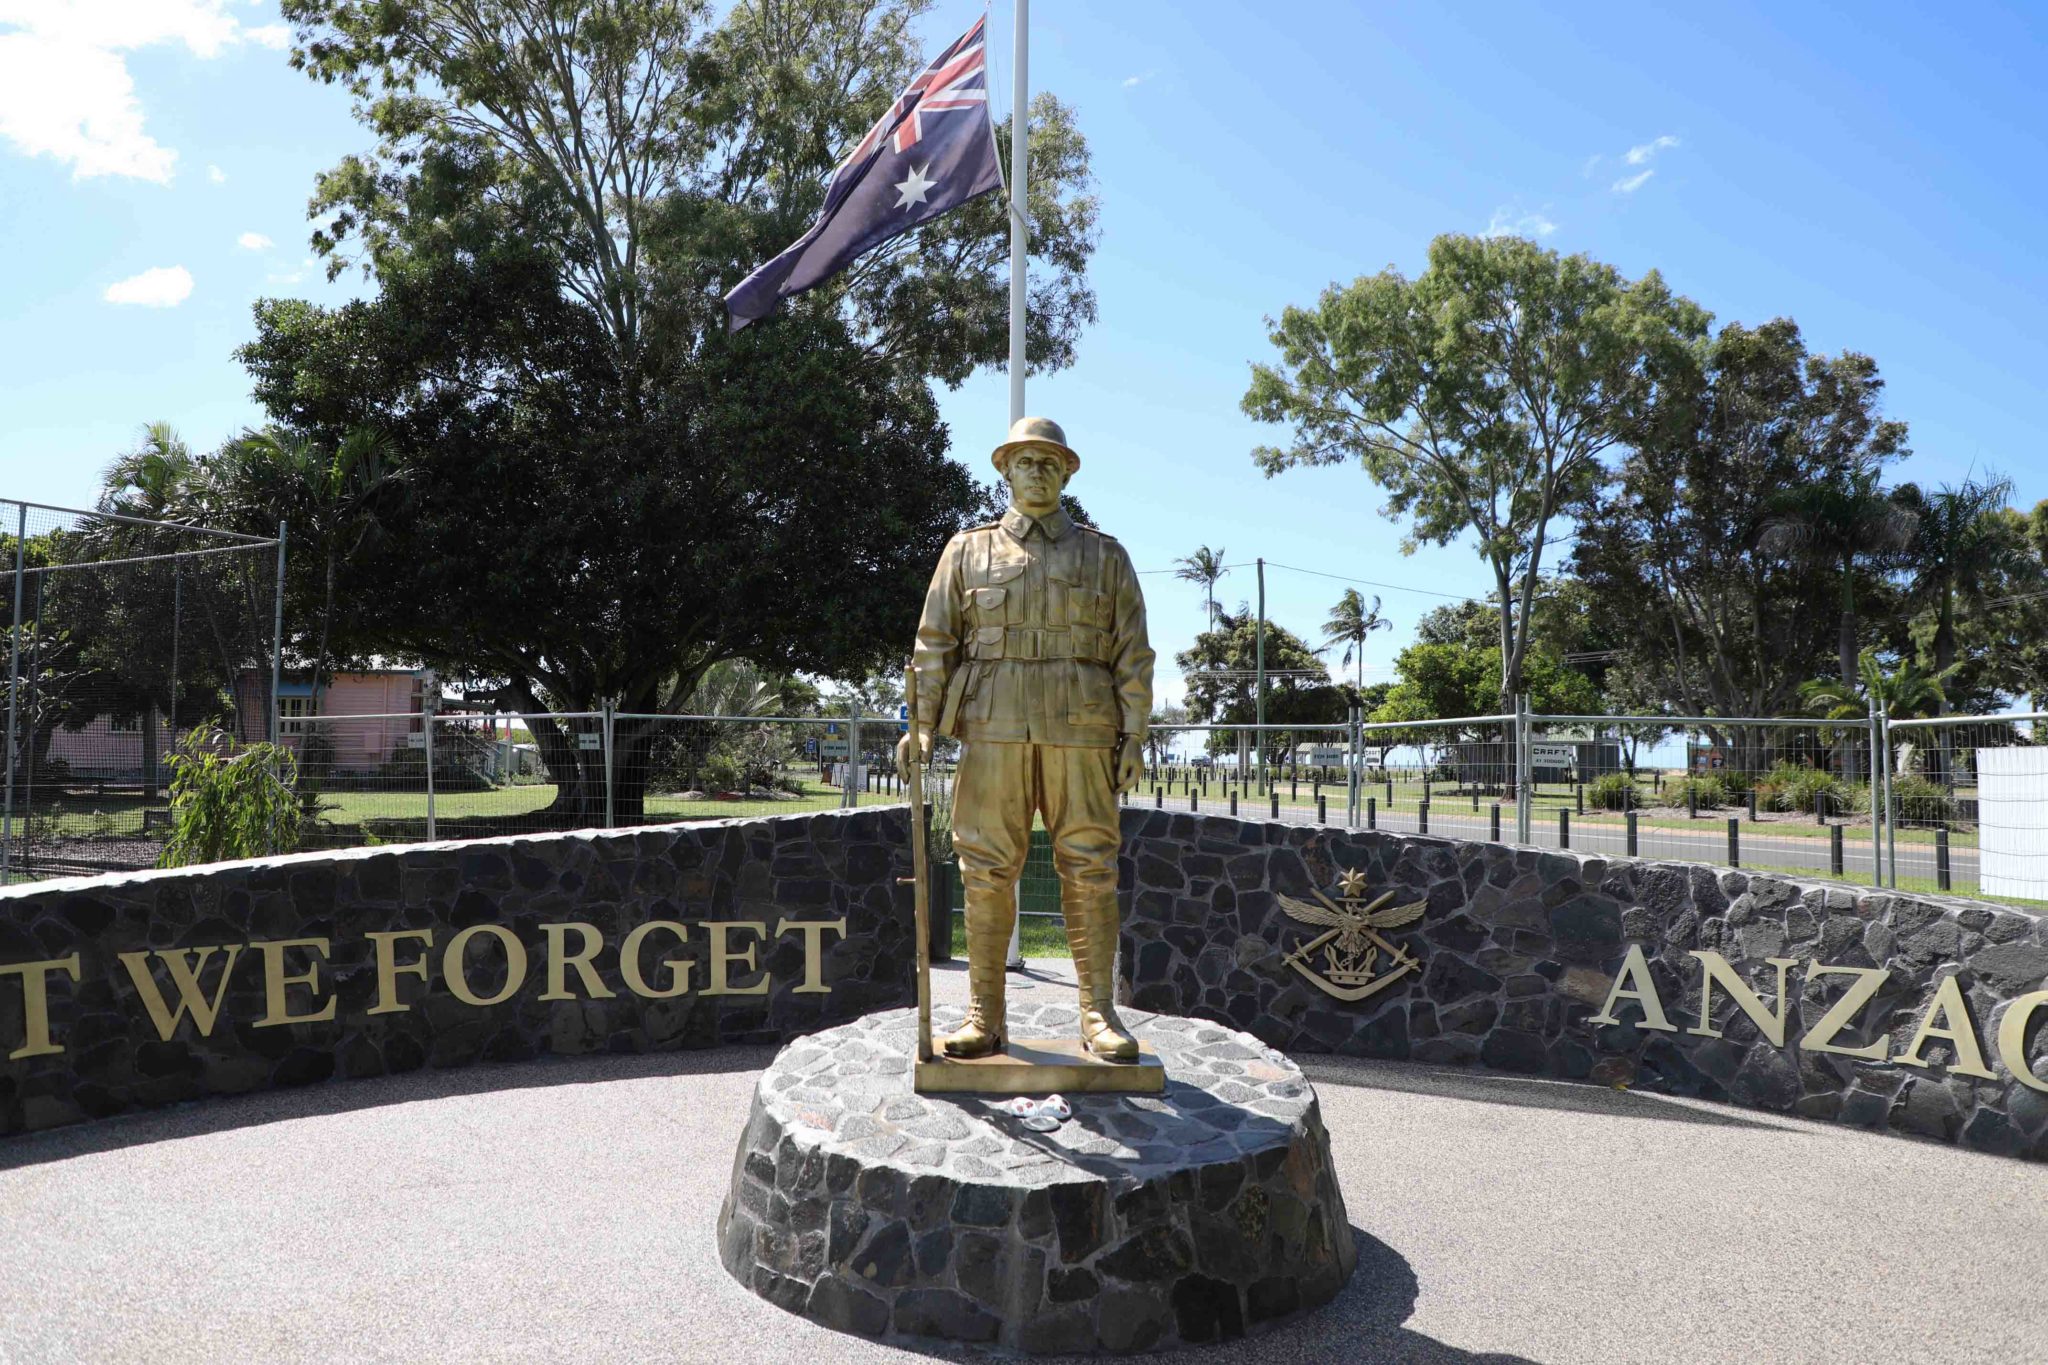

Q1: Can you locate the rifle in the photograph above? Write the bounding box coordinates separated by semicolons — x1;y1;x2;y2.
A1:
902;661;934;1062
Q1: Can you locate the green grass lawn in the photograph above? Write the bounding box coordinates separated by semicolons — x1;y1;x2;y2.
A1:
306;779;900;830
948;910;1070;959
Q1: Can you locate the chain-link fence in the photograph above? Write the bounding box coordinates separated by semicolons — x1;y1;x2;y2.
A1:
2;499;283;883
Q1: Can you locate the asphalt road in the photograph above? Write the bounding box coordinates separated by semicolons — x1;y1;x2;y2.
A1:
3;962;2042;1364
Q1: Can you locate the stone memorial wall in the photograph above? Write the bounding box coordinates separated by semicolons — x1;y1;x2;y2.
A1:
1115;810;2048;1161
0;809;916;1137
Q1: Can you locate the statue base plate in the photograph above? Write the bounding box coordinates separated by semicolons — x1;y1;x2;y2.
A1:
915;1038;1166;1094
717;1004;1356;1354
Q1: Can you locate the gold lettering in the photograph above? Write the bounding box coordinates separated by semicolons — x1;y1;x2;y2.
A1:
1894;974;1995;1079
1995;990;2048;1093
1587;944;1675;1031
366;929;434;1015
254;938;336;1028
620;921;691;999
704;920;771;996
540;922;616;1002
1798;961;1891;1061
775;918;846;995
117;945;243;1041
1;954;81;1059
443;924;529;1007
1686;951;1799;1047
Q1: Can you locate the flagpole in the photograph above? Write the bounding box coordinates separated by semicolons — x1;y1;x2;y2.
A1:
1004;0;1029;973
1007;0;1028;426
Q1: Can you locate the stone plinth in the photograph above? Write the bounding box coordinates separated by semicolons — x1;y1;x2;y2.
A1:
716;1004;1356;1353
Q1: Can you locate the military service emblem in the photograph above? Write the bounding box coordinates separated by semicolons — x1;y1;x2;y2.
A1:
1277;868;1428;1003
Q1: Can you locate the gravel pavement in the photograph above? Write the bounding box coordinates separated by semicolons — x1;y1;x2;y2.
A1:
2;960;2043;1364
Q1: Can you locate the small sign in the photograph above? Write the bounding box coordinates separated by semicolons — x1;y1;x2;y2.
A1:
578;733;602;750
821;739;850;758
1532;743;1576;769
898;703;910;734
825;722;839;736
803;739;818;756
406;733;426;749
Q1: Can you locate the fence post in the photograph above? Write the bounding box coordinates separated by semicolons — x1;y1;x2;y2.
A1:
1626;809;1639;858
1869;704;1886;888
1882;707;1897;888
1747;789;1759;823
602;702;615;830
2;501;23;881
1347;705;1361;829
1727;817;1739;868
1936;825;1950;892
424;709;437;842
268;519;287;747
1514;692;1532;844
844;707;861;809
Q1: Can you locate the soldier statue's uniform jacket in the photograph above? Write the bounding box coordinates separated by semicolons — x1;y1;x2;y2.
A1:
911;505;1154;749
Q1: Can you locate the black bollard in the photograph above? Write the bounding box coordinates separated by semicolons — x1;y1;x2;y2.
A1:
1727;817;1740;868
1419;800;1430;835
1937;826;1951;891
1230;791;1238;817
1490;803;1501;842
1830;823;1844;876
1317;793;1327;823
1270;791;1280;819
1367;797;1377;830
1626;809;1639;858
1559;808;1570;850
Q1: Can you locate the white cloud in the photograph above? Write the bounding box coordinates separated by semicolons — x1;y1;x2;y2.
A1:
1611;169;1654;194
103;264;193;307
207;162;225;183
1122;71;1155;89
1482;207;1558;240
237;230;272;250
0;2;288;183
1580;154;1602;178
244;23;288;49
1625;134;1680;166
265;270;302;286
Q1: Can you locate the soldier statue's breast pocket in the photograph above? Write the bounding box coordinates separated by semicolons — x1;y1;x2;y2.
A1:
971;586;1007;616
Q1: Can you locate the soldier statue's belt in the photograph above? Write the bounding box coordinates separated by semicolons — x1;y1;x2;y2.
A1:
967;625;1108;664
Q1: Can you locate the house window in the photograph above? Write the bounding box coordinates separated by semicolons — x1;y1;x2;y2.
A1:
280;697;314;734
109;714;142;735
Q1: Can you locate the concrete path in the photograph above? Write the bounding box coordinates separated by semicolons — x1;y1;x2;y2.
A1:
3;962;2042;1364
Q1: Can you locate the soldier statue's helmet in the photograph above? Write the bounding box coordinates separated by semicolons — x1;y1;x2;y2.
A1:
991;415;1080;477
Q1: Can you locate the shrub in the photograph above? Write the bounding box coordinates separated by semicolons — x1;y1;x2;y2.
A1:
1757;760;1849;815
1887;773;1955;825
1586;772;1644;810
1658;773;1727;809
159;725;302;868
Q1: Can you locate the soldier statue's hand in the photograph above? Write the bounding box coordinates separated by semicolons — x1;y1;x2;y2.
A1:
1114;739;1144;793
896;731;932;772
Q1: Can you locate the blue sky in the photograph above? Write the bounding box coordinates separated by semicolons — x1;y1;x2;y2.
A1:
2;1;2043;705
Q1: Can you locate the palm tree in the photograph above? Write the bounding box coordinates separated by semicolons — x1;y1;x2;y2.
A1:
214;425;403;708
1800;649;1956;723
1173;545;1229;626
1893;475;2017;692
1321;589;1391;693
1760;462;1917;685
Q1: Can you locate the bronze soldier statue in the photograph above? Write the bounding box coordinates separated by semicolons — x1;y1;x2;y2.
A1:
898;417;1154;1061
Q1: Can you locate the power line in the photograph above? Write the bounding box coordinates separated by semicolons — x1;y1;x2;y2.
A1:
1137;558;1466;600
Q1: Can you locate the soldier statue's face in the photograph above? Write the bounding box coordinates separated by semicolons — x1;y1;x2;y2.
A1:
1004;446;1069;518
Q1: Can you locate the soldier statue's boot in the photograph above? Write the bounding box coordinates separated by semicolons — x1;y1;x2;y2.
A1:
942;889;1013;1058
1066;896;1140;1061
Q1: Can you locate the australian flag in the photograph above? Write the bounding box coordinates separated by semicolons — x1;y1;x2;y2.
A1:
724;15;1004;330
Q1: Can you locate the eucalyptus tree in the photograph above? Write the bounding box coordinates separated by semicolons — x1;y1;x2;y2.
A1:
1244;233;1709;715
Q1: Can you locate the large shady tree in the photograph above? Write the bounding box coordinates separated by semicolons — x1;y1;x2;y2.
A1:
242;0;1101;820
1243;233;1709;715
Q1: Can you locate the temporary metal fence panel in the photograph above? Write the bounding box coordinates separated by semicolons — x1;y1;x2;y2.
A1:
1884;712;2045;903
609;713;913;831
1523;713;1888;887
2;498;283;883
1142;723;1361;828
